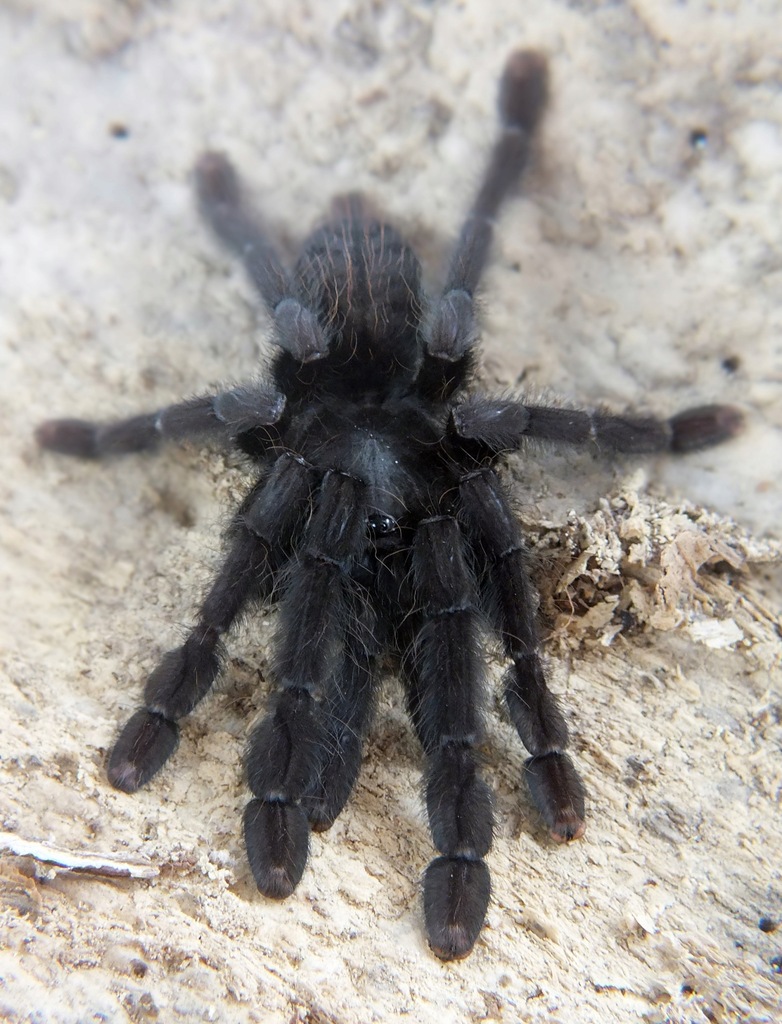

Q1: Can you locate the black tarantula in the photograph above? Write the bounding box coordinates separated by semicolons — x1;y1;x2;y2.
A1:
37;50;742;960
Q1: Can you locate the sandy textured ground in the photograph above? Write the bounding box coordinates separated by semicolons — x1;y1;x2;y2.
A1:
1;2;781;1022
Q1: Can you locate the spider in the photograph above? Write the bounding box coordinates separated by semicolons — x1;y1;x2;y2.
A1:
36;49;742;960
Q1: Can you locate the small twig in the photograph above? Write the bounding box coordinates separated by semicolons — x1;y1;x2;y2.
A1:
0;832;159;879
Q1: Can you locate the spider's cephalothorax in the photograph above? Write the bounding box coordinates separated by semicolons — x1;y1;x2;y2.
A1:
37;51;742;960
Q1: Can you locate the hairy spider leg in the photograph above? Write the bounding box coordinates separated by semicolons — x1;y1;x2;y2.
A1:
196;152;331;363
35;383;285;459
451;396;745;455
402;515;494;961
107;452;314;792
243;470;379;897
418;49;549;401
460;468;585;840
299;604;380;832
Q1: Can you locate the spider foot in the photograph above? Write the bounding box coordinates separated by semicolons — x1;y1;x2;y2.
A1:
36;418;99;458
195;151;240;207
424;856;491;961
500;49;549;133
525;752;586;843
670;404;744;452
107;710;179;793
244;798;309;899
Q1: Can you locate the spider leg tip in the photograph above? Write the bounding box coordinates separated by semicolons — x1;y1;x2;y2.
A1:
500;49;549;133
428;935;478;963
194;150;240;205
107;759;145;794
35;418;98;458
670;403;745;453
423;857;491;961
107;710;179;792
244;798;309;899
550;816;586;844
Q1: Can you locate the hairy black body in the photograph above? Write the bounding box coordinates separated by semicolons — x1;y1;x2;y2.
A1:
37;51;741;960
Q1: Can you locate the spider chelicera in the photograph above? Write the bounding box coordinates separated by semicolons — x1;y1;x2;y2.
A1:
37;49;742;959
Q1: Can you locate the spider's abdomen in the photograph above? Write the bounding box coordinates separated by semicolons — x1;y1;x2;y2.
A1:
288;218;424;394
